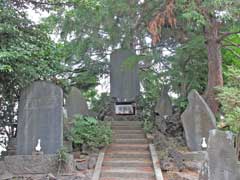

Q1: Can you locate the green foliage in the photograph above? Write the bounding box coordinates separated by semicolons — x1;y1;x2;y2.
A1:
69;116;112;151
57;147;68;163
166;35;208;109
222;34;240;70
217;67;240;133
143;119;154;134
0;1;65;142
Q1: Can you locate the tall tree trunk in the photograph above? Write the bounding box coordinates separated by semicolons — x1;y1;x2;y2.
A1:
204;21;223;114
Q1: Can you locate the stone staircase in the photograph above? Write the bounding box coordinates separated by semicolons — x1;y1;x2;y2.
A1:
100;120;156;180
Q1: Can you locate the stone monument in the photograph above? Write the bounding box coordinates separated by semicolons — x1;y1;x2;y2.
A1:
181;90;216;151
110;49;140;103
154;86;172;117
65;87;89;119
207;129;240;180
16;81;63;155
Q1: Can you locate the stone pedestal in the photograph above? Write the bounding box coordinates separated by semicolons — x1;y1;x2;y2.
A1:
3;154;75;175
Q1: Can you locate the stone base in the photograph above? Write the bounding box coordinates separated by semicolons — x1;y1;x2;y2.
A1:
3;154;75;175
181;151;207;161
32;151;44;155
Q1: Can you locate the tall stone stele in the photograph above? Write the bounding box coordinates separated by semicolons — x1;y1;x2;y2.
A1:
207;129;240;180
16;81;63;155
154;86;173;117
65;87;89;120
181;90;216;151
110;49;140;103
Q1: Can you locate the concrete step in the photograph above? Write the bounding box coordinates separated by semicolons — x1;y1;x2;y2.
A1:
113;138;148;144
112;126;142;130
108;144;149;151
112;121;142;126
100;178;155;180
103;159;152;167
113;133;145;139
101;167;154;179
105;151;150;159
113;129;144;134
106;149;149;154
104;157;152;162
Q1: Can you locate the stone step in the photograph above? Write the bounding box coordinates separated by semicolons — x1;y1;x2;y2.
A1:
108;144;149;151
113;129;144;134
101;167;154;179
105;151;150;159
104;157;152;162
112;126;142;130
106;148;149;154
113;134;145;139
100;178;155;180
112;121;142;126
103;159;152;167
100;177;155;180
113;138;148;144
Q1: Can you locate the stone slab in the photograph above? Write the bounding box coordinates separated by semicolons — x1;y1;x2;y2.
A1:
16;81;63;155
181;90;216;151
4;154;74;175
110;49;140;102
208;129;240;180
154;86;172;116
65;87;89;119
92;148;105;180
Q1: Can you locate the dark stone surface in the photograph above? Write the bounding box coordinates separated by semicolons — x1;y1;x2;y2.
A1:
88;156;97;169
154;86;173;116
168;149;185;171
110;49;140;102
181;90;216;151
208;129;240;180
76;161;88;171
4;154;74;175
65;87;89;119
155;112;184;138
16;81;63;155
7;137;17;155
160;160;176;171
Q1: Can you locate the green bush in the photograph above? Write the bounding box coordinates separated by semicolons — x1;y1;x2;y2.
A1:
217;67;240;133
143;119;154;134
69;116;112;151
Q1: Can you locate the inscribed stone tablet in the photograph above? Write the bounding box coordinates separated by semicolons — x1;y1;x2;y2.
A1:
16;81;63;155
181;90;216;151
65;87;89;119
110;49;140;102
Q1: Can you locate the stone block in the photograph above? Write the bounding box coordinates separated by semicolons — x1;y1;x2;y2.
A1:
4;154;74;174
181;90;216;151
16;81;63;155
207;129;240;180
65;87;89;120
110;49;140;102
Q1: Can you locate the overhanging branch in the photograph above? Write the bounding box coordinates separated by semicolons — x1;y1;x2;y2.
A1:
218;31;240;42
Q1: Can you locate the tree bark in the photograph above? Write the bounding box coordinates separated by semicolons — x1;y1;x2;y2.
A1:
204;21;223;114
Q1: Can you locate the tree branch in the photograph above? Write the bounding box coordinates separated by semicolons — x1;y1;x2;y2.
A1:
224;47;240;59
218;31;240;42
222;39;240;48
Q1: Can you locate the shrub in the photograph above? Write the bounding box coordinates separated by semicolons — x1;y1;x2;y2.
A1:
69;116;112;151
143;119;154;134
217;67;240;133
